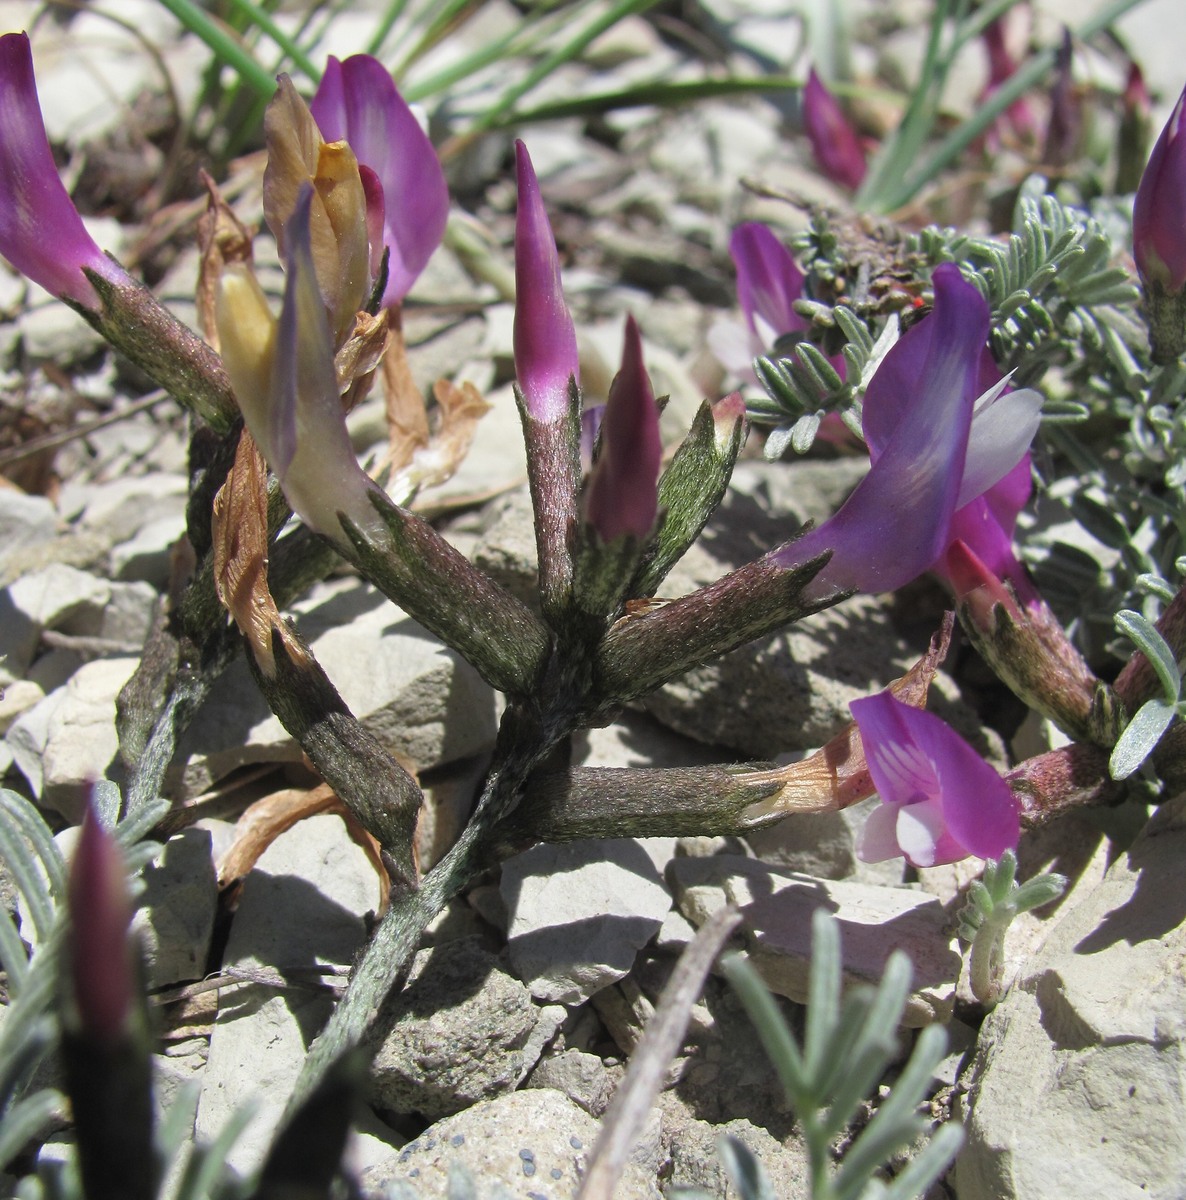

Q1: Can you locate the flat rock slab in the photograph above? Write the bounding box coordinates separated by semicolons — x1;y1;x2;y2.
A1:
955;794;1186;1200
669;855;960;1026
171;576;497;797
366;1089;662;1199
501;838;675;1004
195;812;380;1176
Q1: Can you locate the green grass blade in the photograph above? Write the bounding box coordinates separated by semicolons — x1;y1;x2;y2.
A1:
867;0;1149;211
467;0;662;133
365;0;415;58
154;0;276;98
480;75;802;127
223;0;320;82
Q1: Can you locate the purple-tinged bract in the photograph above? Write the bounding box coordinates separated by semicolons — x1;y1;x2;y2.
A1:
851;691;1020;867
0;32;125;307
310;54;449;307
513;140;579;423
584;315;661;541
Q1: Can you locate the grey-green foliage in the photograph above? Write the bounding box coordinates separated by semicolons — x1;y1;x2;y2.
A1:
957;850;1067;1006
719;910;963;1200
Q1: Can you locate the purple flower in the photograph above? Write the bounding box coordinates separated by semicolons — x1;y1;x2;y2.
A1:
851;691;1020;867
68;802;134;1041
773;264;1041;596
584;315;661;541
0;32;126;307
803;69;867;191
513;140;579;422
217;185;383;546
1133;80;1186;294
310;55;449;308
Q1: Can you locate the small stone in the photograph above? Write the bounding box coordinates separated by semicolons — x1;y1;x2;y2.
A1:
667;1115;812;1199
0;492;59;584
525;1050;615;1116
502;838;674;1003
368;937;538;1119
7;657;138;820
136;827;218;989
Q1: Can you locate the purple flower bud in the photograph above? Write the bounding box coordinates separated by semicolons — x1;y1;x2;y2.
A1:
0;32;126;307
584;315;661;541
980;17;1039;145
310;55;449;307
68;802;134;1041
803;69;867;191
851;691;1020;867
513;140;580;422
1134;81;1186;294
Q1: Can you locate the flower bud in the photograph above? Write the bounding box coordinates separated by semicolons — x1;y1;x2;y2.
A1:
513;140;579;422
1133;80;1186;361
803;69;867;191
67;803;134;1042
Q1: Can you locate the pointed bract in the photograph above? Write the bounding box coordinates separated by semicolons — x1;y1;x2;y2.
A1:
311;55;449;306
584;315;661;541
513;141;579;422
851;691;1020;868
803;69;867;191
0;32;125;306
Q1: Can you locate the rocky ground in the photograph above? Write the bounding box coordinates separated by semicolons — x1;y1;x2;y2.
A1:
3;0;1186;1197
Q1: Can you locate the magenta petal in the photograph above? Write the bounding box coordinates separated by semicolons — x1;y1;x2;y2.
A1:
1134;83;1186;292
803;69;867;190
0;32;122;306
851;691;1020;867
776;264;984;593
513;140;579;422
314;54;449;305
309;55;347;141
584;315;661;541
730;222;810;342
850;692;937;804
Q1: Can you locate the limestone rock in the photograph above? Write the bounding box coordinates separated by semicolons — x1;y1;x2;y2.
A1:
640;459;917;755
170;577;497;797
194;812;378;1176
7;657;138;819
364;1089;662;1199
501;838;674;1003
667;1115;811;1199
954;795;1186;1200
669;855;960;1026
368;936;538;1119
